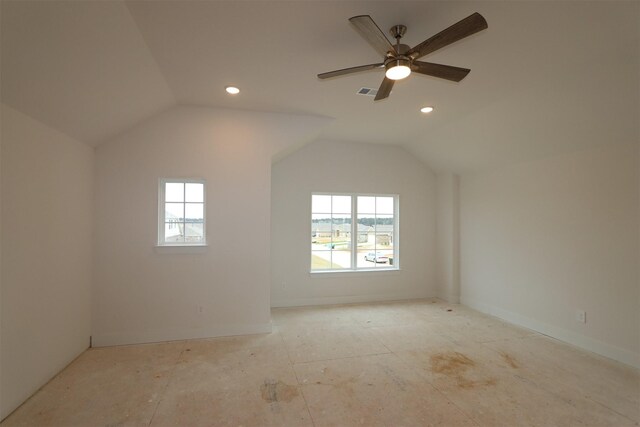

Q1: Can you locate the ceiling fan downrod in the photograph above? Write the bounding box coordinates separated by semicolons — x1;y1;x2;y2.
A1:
390;25;408;55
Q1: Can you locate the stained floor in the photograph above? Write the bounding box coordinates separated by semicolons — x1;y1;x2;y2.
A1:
2;299;639;426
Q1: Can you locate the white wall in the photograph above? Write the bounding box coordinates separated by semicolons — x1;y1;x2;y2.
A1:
460;141;640;368
271;140;436;307
1;105;94;419
436;173;460;303
93;106;329;346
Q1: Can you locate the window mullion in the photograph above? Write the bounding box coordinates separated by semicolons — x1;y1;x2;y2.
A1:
352;195;357;270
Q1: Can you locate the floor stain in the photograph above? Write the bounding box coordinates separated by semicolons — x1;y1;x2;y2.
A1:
457;378;498;389
430;351;497;389
260;379;299;403
430;352;475;376
500;352;519;369
312;368;360;397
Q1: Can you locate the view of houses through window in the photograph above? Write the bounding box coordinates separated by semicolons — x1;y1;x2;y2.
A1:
159;180;205;245
311;194;397;271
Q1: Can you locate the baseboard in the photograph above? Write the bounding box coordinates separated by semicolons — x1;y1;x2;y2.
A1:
461;297;640;369
92;322;273;347
271;292;431;308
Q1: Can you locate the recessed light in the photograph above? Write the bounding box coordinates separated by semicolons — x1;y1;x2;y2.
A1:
225;86;240;95
420;106;434;113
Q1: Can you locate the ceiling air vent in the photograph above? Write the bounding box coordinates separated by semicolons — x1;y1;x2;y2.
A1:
356;87;378;97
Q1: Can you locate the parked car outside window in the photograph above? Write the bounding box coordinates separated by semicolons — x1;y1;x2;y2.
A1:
364;252;388;263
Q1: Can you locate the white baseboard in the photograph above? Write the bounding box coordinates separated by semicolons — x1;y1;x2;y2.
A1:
92;323;273;347
271;292;431;308
461;297;640;369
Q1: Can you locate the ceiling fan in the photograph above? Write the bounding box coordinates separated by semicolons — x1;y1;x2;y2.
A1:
318;12;488;101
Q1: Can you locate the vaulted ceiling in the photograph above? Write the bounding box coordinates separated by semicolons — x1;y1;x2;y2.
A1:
2;1;638;173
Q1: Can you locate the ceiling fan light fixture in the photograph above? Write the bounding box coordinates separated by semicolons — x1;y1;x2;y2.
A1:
385;59;411;80
225;86;240;95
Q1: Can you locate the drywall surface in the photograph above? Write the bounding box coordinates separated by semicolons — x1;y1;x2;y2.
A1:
436;173;460;303
460;142;640;367
0;89;3;420
1;105;94;420
93;106;329;346
271;140;436;307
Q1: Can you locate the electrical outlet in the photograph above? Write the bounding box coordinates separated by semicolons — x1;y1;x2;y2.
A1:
576;310;586;323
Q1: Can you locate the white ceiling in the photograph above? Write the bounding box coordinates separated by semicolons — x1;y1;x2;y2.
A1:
2;1;638;173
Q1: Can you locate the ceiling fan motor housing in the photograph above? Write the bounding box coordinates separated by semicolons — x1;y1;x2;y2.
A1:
384;57;411;69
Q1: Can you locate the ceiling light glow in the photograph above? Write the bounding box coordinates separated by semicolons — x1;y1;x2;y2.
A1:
225;86;240;95
420;106;434;113
385;59;411;80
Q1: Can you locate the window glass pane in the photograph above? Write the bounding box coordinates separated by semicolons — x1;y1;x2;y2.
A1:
311;233;322;250
185;183;204;202
165;182;184;202
375;232;394;248
357;214;375;229
331;216;351;249
164;223;184;243
184;222;204;242
357;196;376;214
332;195;351;214
376;197;394;214
357;249;375;268
374;250;394;268
356;215;375;251
331;251;351;269
375;215;394;227
312;195;331;213
185;203;204;221
165;203;184;221
358;249;390;267
311;250;332;270
312;213;332;222
312;214;331;246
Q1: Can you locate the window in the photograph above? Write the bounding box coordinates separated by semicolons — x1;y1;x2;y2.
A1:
158;179;206;245
311;193;398;272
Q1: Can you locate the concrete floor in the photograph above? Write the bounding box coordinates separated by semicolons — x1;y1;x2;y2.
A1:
2;299;639;426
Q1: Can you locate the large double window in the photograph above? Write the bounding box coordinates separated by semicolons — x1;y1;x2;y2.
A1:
311;193;398;272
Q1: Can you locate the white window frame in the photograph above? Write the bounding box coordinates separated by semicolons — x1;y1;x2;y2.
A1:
310;192;399;273
158;178;207;246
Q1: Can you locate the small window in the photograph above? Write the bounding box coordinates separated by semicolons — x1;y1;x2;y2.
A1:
158;179;206;246
311;193;398;272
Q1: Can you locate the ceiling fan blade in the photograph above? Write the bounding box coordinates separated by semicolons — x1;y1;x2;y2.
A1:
412;61;471;82
374;77;394;101
349;15;397;57
407;12;487;60
317;63;384;79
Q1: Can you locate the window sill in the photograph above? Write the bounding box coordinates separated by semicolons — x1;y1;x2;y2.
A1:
154;244;208;254
309;267;400;278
